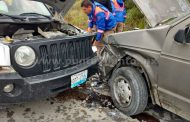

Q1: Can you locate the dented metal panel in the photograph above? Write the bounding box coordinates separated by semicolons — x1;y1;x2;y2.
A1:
108;25;171;53
133;0;190;27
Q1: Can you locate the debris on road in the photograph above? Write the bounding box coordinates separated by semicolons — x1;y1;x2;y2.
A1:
0;79;187;122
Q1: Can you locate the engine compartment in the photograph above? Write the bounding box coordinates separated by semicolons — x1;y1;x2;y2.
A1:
0;20;83;41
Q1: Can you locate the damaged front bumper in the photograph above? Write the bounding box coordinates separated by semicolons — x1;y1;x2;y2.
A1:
0;57;99;104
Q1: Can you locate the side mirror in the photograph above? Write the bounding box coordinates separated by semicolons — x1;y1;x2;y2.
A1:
174;27;190;44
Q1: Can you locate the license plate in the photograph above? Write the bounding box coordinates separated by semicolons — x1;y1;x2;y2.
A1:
71;70;88;88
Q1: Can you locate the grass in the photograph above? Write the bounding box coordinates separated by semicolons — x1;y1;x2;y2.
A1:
64;0;88;30
125;0;146;30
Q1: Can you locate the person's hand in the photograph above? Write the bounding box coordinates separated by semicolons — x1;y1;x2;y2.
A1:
92;46;97;53
87;27;92;33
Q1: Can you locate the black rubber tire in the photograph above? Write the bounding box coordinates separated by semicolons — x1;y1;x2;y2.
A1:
109;67;148;116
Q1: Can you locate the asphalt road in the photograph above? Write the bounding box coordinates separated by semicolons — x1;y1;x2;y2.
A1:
0;84;188;122
0;89;138;122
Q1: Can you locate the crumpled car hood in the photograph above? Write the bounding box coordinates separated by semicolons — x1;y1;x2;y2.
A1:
32;0;76;16
133;0;190;27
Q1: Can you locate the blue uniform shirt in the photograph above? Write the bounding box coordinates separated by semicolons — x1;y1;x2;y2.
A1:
111;0;127;23
88;2;116;41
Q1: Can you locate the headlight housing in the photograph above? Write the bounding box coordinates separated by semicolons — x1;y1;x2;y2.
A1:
14;46;36;67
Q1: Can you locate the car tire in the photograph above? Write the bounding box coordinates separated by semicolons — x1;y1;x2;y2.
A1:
109;67;148;115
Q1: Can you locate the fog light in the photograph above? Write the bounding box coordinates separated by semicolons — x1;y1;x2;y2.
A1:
3;84;14;93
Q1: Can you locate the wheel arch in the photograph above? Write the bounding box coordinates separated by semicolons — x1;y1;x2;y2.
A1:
114;50;160;105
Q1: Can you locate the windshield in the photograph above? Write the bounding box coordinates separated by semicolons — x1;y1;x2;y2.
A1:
133;0;190;27
0;0;51;16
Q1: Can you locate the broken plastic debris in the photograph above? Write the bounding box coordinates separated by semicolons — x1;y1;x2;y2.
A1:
3;36;13;43
108;111;117;117
90;81;98;87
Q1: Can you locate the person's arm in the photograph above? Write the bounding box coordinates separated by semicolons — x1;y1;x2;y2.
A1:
95;12;106;41
87;15;94;32
88;17;94;28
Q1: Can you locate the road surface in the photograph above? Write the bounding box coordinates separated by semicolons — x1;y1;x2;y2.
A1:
0;84;188;122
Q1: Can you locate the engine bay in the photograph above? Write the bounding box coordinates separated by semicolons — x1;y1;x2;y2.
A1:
0;20;83;42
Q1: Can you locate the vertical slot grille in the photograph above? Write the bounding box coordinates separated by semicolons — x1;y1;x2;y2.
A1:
39;39;93;73
50;44;60;70
39;45;50;72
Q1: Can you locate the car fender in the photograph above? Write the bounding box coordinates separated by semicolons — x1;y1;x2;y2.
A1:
121;50;160;105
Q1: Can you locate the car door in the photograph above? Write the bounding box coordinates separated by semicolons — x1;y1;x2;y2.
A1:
158;16;190;120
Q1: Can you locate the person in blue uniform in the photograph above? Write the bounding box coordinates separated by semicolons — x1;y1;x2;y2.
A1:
111;0;126;32
81;0;116;54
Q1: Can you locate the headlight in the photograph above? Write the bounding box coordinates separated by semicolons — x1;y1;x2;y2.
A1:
14;46;36;67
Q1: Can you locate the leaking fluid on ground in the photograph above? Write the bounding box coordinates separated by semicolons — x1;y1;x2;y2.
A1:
55;85;161;122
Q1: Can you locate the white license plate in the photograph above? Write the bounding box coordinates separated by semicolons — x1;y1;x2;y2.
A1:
71;70;88;88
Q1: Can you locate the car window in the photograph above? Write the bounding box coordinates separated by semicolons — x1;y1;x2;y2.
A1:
0;0;51;16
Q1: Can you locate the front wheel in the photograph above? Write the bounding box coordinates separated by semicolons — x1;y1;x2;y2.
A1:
109;67;148;115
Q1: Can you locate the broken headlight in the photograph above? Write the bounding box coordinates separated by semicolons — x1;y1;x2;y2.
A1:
14;46;36;67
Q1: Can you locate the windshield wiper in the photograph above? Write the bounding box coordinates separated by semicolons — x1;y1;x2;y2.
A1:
20;12;52;19
0;13;26;21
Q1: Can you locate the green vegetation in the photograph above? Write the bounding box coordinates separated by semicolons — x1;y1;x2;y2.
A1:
125;0;146;30
64;0;145;30
64;0;88;30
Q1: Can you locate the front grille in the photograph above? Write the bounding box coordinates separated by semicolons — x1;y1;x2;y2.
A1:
39;39;93;73
10;35;95;77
